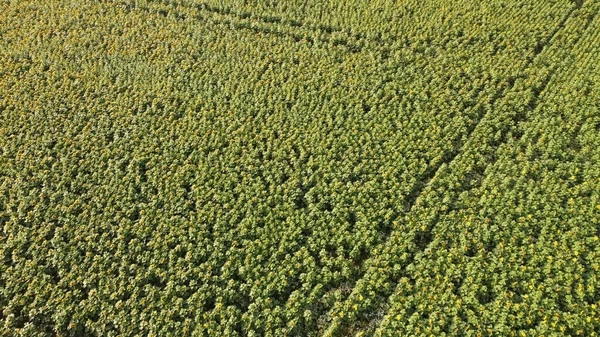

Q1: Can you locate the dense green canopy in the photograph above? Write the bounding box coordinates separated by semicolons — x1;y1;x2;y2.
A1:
1;0;598;336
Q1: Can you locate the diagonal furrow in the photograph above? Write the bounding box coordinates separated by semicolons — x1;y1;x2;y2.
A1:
320;1;598;336
105;0;390;53
371;5;600;337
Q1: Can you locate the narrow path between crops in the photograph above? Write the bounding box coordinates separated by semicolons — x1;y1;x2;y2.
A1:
320;1;597;335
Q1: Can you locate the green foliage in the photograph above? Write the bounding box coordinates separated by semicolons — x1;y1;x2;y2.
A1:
0;0;598;336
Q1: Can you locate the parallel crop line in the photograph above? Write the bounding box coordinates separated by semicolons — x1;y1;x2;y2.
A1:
322;2;595;335
105;0;399;53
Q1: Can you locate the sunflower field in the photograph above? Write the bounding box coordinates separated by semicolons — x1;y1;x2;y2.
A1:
1;0;599;336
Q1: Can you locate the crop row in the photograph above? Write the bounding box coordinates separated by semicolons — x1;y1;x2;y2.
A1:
325;1;600;336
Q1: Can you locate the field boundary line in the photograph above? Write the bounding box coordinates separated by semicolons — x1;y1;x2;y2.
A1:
105;0;401;53
148;0;408;48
